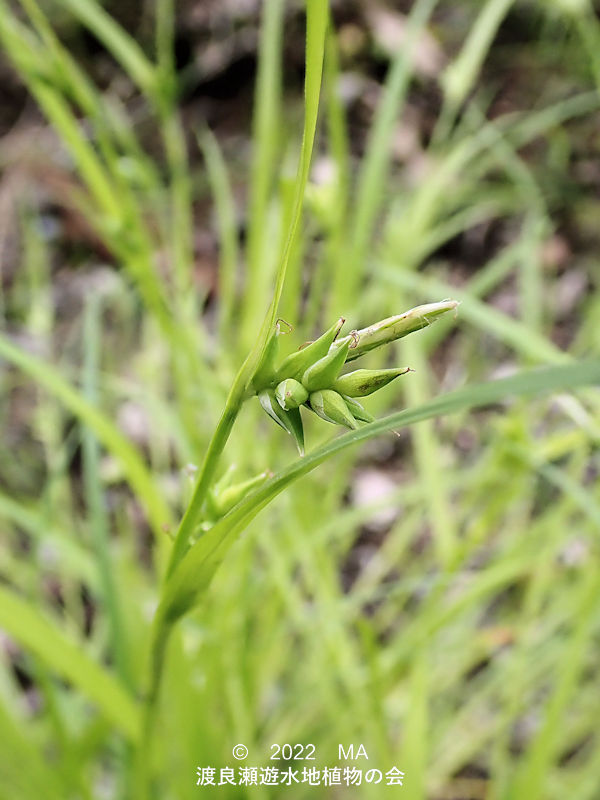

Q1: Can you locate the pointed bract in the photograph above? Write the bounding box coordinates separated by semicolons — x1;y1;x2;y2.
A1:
343;395;375;423
258;389;305;454
251;322;281;391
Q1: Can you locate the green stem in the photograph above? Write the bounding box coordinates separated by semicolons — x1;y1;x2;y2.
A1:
82;296;132;689
135;617;172;800
142;8;330;776
165;0;328;577
165;375;247;578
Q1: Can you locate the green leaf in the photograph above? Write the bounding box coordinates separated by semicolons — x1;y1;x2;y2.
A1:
157;359;600;627
166;0;328;575
0;333;173;544
0;584;140;743
54;0;157;99
0;491;98;589
0;698;65;800
249;0;329;373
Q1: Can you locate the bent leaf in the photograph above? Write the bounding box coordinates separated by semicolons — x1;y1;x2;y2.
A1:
0;584;140;743
157;359;600;629
0;333;173;542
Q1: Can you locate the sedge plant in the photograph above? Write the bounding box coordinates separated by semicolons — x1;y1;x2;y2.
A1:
2;1;600;799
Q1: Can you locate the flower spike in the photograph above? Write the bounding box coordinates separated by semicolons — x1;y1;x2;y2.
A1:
252;301;457;449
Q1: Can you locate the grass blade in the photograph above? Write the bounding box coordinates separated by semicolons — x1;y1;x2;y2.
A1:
166;0;329;575
0;584;140;743
0;333;173;544
54;0;156;99
160;359;600;624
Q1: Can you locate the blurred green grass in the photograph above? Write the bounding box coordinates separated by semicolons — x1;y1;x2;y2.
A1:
1;1;600;799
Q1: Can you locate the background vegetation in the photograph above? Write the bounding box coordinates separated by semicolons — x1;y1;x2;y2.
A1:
1;1;600;798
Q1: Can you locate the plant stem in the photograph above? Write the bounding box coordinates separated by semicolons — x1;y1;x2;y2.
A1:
135;617;172;800
165;373;248;578
165;0;328;579
83;296;132;689
142;7;330;779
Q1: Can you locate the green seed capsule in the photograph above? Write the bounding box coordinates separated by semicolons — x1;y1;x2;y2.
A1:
309;389;359;430
251;322;281;391
258;389;305;455
343;395;374;423
275;378;308;410
301;339;350;392
275;317;345;382
333;367;411;397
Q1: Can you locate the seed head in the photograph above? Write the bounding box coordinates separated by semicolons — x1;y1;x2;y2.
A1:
309;389;360;430
302;339;350;391
275;378;308;410
275;317;345;382
252;301;458;449
333;367;411;397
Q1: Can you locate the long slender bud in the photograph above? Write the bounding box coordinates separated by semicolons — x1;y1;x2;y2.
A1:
331;301;458;362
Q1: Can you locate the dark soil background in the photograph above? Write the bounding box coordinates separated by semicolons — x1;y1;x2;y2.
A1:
2;0;599;314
